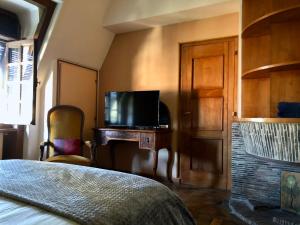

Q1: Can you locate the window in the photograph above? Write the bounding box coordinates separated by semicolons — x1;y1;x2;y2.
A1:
0;0;56;125
0;40;34;124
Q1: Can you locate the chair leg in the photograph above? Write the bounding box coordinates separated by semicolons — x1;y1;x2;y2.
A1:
40;145;44;161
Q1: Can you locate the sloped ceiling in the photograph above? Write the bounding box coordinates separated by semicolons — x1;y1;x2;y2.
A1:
104;0;240;33
38;0;115;78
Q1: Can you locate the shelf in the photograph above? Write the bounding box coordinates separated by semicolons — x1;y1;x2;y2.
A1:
242;5;300;38
242;61;300;79
234;118;300;123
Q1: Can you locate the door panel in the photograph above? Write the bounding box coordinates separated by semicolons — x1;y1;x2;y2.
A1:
194;97;224;131
193;56;224;89
179;37;237;189
191;139;223;174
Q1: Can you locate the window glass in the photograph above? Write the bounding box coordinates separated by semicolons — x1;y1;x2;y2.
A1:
0;40;34;124
8;48;20;63
22;45;33;62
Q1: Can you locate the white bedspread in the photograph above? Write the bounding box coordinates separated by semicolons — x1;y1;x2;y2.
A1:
0;196;77;225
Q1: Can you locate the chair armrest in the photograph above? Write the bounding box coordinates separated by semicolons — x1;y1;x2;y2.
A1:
83;140;96;164
84;140;93;149
40;141;50;161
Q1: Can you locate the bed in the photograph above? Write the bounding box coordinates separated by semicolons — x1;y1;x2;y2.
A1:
0;160;195;225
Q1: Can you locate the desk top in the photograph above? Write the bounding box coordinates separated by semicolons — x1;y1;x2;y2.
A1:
0;128;17;133
94;128;172;133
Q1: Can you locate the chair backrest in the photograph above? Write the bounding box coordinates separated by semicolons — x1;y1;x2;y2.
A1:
47;105;84;157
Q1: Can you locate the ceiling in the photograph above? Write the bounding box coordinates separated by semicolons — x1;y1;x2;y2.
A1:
103;0;241;33
0;0;241;36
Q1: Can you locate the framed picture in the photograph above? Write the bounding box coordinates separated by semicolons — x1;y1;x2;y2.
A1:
281;171;300;215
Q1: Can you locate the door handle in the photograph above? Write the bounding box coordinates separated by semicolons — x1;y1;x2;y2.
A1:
183;112;191;116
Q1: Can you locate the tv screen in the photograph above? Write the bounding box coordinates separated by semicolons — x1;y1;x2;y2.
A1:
104;91;159;128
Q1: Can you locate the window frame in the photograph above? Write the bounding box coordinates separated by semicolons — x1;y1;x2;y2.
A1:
28;0;57;125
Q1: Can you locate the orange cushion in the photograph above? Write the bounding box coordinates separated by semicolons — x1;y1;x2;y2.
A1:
46;155;91;167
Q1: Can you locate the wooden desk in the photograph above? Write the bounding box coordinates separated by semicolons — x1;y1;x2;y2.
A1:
0;127;21;160
93;128;172;181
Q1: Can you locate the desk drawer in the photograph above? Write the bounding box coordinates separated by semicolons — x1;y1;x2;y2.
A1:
97;130;139;145
105;130;139;140
139;133;155;150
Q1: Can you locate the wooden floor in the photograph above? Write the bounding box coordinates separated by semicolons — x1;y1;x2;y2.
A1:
164;182;245;225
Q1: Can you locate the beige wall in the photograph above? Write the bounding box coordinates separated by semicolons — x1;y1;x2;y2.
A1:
99;13;239;178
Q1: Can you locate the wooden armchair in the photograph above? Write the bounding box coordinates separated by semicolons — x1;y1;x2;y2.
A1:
40;105;94;166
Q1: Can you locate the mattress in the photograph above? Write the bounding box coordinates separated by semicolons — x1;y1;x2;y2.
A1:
0;196;77;225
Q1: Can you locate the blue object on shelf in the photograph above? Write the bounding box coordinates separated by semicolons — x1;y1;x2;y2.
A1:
277;102;300;118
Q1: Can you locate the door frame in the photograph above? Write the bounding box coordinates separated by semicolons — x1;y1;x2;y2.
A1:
177;36;238;189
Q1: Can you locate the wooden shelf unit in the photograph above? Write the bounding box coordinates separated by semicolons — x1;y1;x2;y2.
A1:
234;117;300;123
242;0;300;118
242;4;300;38
242;61;300;79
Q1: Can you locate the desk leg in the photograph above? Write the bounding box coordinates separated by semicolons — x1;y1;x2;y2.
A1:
167;147;173;182
0;133;3;160
152;150;158;178
109;143;115;170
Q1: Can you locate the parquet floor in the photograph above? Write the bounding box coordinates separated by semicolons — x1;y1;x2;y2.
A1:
165;183;245;225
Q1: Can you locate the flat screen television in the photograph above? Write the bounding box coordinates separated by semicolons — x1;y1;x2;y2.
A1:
104;90;160;128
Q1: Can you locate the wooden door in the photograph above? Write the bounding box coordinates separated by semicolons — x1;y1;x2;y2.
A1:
179;37;237;189
57;60;98;140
